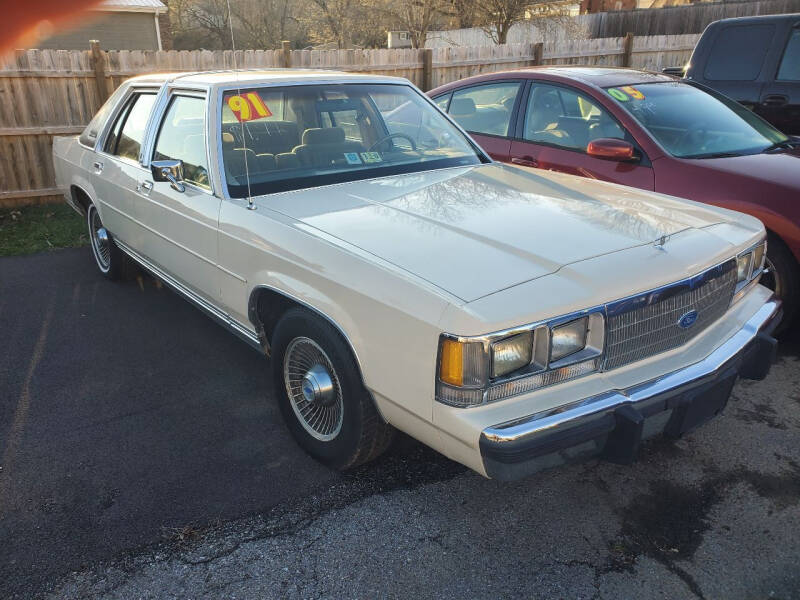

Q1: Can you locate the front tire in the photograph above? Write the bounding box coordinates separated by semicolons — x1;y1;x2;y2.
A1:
87;203;125;280
761;234;799;335
271;307;394;470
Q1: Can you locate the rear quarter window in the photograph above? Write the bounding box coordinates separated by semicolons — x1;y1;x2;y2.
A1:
79;86;128;148
704;24;775;81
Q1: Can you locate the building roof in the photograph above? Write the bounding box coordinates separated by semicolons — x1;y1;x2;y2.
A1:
96;0;166;13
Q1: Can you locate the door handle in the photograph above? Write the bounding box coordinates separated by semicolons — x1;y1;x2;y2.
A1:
92;160;103;174
763;94;788;106
137;180;153;195
511;156;539;168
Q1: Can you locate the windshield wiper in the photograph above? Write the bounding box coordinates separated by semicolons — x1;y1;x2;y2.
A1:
683;151;749;159
762;140;799;153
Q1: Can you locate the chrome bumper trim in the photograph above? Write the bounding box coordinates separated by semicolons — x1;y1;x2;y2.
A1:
482;299;781;445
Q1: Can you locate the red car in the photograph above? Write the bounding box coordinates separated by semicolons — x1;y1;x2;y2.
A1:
429;67;800;332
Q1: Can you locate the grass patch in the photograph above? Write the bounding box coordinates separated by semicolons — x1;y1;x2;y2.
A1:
0;204;88;257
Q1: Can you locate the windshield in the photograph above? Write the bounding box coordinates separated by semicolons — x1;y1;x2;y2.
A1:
603;81;788;159
220;83;484;197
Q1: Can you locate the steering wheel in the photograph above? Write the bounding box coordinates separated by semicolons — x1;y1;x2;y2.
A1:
367;133;418;153
675;124;709;153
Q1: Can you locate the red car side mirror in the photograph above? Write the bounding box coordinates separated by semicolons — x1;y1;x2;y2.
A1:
587;138;637;162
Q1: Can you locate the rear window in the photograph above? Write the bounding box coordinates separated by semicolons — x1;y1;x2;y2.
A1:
704;24;774;81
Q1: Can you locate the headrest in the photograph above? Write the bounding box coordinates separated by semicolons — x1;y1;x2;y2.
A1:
450;97;476;116
302;127;345;145
222;132;235;146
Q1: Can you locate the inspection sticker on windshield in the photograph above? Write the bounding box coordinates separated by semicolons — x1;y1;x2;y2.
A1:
226;93;273;122
360;152;383;164
344;152;362;165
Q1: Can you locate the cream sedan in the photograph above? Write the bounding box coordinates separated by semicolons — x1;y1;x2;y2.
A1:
53;71;781;480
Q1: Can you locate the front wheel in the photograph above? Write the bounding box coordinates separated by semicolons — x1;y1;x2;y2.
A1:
87;203;126;280
761;234;799;335
271;307;394;470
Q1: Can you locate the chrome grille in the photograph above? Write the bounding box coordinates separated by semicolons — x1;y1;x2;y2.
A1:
602;261;737;371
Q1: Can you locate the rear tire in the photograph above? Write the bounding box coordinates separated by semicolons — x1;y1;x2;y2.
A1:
87;203;126;280
271;307;394;470
762;234;799;335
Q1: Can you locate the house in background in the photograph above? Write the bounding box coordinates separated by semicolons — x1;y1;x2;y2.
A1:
33;0;168;50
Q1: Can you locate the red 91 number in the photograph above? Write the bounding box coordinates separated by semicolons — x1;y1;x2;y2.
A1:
226;93;273;122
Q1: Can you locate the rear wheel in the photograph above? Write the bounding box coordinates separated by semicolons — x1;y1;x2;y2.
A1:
87;203;126;280
271;307;394;470
761;234;799;335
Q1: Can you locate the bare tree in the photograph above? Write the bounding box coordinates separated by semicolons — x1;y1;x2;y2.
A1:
475;0;530;44
234;0;305;49
378;0;449;48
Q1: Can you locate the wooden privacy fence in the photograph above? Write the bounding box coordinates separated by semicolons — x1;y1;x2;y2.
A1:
0;33;699;208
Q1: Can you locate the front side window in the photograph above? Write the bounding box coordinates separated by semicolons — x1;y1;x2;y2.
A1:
777;28;800;81
447;82;521;137
523;83;626;151
604;81;788;159
704;24;774;81
103;92;157;161
152;95;210;189
220;83;483;198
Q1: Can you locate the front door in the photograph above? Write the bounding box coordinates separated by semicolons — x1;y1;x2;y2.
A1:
137;92;221;302
510;81;655;190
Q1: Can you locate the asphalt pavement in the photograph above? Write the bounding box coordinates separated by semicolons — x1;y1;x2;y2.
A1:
1;247;798;599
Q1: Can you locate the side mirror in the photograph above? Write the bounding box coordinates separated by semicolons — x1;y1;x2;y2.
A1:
151;159;185;193
587;138;637;162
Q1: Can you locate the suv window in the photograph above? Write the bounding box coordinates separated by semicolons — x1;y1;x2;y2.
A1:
524;83;625;152
777;28;800;81
104;92;157;161
704;24;774;81
447;82;521;137
153;95;210;189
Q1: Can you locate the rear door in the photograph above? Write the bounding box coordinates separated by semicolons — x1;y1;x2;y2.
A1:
93;89;159;247
434;80;523;161
759;22;800;135
137;91;221;302
509;81;655;190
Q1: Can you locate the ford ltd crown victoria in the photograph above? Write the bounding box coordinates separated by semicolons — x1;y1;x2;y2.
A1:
53;70;781;480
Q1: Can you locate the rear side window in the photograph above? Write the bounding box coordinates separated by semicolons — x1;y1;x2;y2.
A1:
447;82;521;137
704;24;774;81
103;92;157;161
777;28;800;81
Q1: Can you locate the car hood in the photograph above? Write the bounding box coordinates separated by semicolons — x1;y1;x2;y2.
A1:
260;164;736;302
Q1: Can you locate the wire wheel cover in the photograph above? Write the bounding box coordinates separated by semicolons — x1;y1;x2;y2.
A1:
283;337;344;441
89;207;111;270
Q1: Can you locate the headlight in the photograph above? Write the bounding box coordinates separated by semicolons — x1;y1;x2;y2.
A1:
733;238;767;303
551;317;588;362
436;312;604;407
736;252;753;283
491;332;533;378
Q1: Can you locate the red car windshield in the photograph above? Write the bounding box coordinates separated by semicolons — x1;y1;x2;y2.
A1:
604;81;789;159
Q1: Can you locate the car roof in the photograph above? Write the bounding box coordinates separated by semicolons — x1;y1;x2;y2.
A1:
431;66;674;94
707;12;800;27
126;69;407;88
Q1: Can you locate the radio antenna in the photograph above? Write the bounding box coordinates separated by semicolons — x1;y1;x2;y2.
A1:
226;0;255;210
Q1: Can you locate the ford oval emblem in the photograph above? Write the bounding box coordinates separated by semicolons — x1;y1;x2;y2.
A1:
678;310;699;329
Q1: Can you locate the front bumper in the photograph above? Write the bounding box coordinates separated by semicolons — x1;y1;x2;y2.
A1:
480;299;782;481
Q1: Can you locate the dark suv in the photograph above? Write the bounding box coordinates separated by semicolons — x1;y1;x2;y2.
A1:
671;14;800;135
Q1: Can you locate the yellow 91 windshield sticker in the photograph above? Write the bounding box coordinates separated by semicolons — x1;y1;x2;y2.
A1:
226;93;273;122
608;86;645;102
